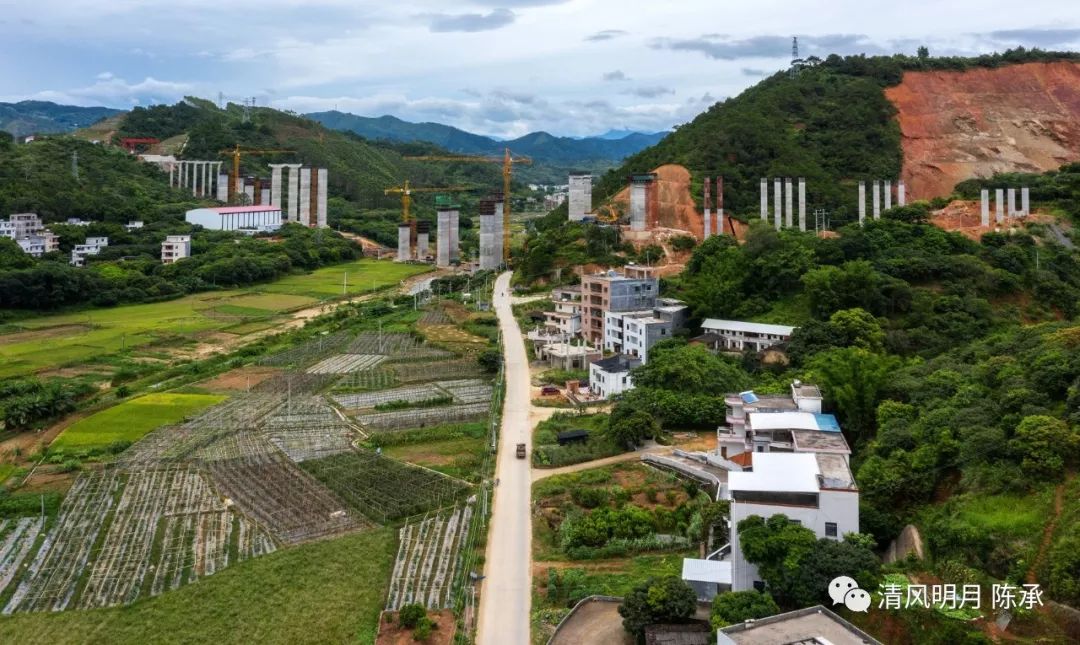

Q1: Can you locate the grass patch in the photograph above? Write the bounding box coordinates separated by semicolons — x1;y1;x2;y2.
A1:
534;413;609;445
261;259;429;299
50;393;226;453
0;528;398;645
951;490;1053;539
383;436;486;482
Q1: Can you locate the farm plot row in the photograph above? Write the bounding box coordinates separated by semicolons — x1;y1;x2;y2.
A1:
0;518;44;598
257;330;354;369
417;309;453;325
261;397;356;462
331;379;491;410
386;505;474;610
4;467;275;613
301;451;471;524
338;359;486;390
207;454;366;544
346;332;451;359
355;402;489;432
306;353;385;374
121;395;284;466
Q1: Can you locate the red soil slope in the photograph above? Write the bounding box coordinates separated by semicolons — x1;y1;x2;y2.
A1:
886;61;1080;200
607;164;749;240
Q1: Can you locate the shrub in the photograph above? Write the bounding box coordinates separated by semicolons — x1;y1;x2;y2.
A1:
710;590;780;629
570;487;610;509
412;618;432;642
398;603;426;629
618;576;696;638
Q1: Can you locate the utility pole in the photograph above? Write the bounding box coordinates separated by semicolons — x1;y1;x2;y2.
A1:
343;271;348;296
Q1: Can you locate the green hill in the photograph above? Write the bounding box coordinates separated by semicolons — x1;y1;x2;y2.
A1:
594;49;1080;225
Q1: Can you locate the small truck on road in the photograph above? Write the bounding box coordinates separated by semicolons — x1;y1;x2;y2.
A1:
516;443;526;459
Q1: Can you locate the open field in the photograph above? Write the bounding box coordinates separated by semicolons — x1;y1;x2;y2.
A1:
0;259;430;378
260;259;428;299
49;393;227;453
0;528;398;645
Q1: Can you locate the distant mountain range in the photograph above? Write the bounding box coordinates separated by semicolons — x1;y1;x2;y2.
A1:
305;112;668;165
0;101;123;138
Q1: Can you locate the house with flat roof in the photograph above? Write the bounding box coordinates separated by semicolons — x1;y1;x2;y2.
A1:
700;319;796;353
161;235;192;264
545;286;582;336
727;452;858;592
716;605;882;644
580;269;659;345
589;353;641;399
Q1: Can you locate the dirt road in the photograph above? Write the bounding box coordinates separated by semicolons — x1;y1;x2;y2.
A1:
476;272;532;645
530;441;672;482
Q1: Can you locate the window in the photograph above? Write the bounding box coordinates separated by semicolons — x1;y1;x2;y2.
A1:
825;522;838;538
756;445;764;453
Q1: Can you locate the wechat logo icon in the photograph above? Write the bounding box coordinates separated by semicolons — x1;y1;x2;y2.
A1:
829;575;871;612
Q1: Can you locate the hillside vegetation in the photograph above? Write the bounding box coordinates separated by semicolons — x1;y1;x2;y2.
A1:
0;101;122;138
595;49;1080;225
117;99;503;246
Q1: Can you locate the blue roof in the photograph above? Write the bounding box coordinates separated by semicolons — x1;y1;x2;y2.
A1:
814;414;841;432
740;391;759;404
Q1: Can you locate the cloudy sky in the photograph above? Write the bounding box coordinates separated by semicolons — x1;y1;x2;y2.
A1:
1;0;1077;138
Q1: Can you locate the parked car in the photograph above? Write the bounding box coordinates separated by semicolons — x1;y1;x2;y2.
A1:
540;385;560;396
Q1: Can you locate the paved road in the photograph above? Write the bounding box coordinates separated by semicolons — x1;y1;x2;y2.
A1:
476;271;532;645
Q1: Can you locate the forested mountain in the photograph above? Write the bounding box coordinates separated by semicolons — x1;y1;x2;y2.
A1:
0;99;506;312
0;101;122;138
593;48;1080;226
305;111;667;165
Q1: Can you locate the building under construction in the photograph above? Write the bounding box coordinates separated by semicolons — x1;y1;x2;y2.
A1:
478;195;504;271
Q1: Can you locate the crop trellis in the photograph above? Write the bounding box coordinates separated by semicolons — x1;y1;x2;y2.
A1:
3;467;276;613
386;505;474;610
5;469;121;613
253;372;339;395
301;450;471;524
346;332;452;360
418;309;453;325
306;354;385;374
261;396;356;462
339;358;485;390
121;395;284;466
258;330;355;368
0;518;44;597
355;403;489;432
331;378;491;410
207;454;365;544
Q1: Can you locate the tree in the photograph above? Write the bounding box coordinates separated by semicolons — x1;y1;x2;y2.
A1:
808;347;901;442
917;45;930;60
630;341;749;395
827;308;884;351
736;515;817;604
710;590;779;629
477;348;501;373
1010;415;1080;481
607;407;660;448
618;576;697;640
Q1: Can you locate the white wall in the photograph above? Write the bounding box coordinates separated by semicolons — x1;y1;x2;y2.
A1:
589;364;634;400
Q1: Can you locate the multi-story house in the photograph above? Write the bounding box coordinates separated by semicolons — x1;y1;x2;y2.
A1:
602;299;687;363
678;380;859;601
70;236;109;267
161;235;192;264
544;286;582;336
580;267;659;345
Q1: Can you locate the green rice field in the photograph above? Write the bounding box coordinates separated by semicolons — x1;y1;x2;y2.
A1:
0;259;430;378
49;392;227;453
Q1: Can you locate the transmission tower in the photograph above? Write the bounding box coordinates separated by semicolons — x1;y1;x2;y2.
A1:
789;36;803;79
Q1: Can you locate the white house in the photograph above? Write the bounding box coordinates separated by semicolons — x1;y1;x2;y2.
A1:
700;319;796;352
161;235;192;264
16;232;59;257
544;286;582;336
588;354;641;399
727;452;859;592
70;236;108;267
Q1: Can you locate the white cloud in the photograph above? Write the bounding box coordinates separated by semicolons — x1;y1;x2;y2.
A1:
30;76;194;106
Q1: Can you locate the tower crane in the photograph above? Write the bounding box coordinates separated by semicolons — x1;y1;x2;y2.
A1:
384;180;471;257
405;148;531;263
219;144;294;203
